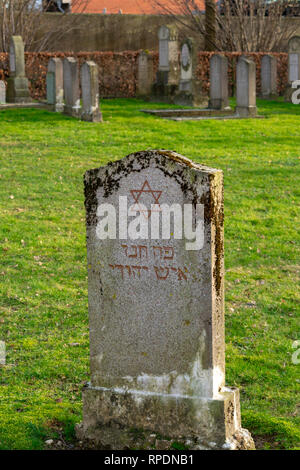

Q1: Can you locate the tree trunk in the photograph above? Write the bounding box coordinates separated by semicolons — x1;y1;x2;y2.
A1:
205;0;216;51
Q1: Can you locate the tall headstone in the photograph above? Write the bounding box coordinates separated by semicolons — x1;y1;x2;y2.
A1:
76;149;255;451
158;25;178;83
151;25;179;102
174;38;203;107
137;51;154;98
261;55;277;99
47;58;64;112
285;36;300;102
236;56;257;117
6;36;31;103
209;54;229;110
288;36;300;83
80;61;102;122
0;81;6;104
63;57;81;118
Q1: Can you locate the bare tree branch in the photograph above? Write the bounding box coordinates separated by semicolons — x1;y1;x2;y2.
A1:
0;0;91;52
149;0;300;51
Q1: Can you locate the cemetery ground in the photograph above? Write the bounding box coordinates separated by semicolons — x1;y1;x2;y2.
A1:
0;98;299;451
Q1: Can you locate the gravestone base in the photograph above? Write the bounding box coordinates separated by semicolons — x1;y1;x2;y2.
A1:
76;384;255;450
209;98;229;110
235;105;257;118
47;103;64;113
64;104;82;118
47;102;64;114
54;103;64;113
81;108;103;123
150;83;178;103
174;80;206;107
259;92;278;100
156;70;169;85
173;92;207;108
6;77;31;103
141;108;235;120
150;71;178;103
284;84;294;103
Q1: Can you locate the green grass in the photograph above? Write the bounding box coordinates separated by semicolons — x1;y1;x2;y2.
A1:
0;98;299;450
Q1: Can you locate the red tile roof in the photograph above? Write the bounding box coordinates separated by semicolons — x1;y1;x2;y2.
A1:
76;0;206;14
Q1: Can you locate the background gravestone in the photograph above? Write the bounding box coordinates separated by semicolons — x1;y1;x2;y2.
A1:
261;55;277;99
47;58;64;112
137;51;154;98
80;61;102;122
46;72;55;106
285;36;300;102
151;25;179;103
174;38;204;107
288;36;300;83
76;149;255;451
6;36;31;103
63;57;81;118
236;56;257;117
0;81;6;104
209;54;229;110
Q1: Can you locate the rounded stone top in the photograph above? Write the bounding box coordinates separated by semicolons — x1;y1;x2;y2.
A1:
288;36;300;52
47;57;63;71
158;25;178;41
158;25;170;40
210;53;226;64
64;56;77;64
83;60;97;67
261;54;273;64
238;55;255;65
9;35;25;76
10;36;23;47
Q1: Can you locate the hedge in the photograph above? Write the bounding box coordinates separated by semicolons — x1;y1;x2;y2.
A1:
0;51;288;100
196;52;288;96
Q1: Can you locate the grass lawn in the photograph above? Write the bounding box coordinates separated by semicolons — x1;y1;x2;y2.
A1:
0;98;299;450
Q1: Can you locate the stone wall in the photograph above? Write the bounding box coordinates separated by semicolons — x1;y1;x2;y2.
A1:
37;13;193;52
36;13;300;53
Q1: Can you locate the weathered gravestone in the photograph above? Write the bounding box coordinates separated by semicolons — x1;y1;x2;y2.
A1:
285;36;300;102
76;149;255;450
209;54;229;110
0;81;6;104
174;38;204;107
47;58;64;112
46;72;55;106
151;26;179;102
137;51;154;98
80;61;102;122
261;55;277;99
236;56;257;117
288;36;300;83
6;36;31;103
63;57;81;118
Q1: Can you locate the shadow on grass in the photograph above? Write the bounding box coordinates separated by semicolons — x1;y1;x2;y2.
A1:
0;108;75;123
1;97;300;123
244;410;300;450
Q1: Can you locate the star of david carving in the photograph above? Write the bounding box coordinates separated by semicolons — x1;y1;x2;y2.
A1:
130;180;162;219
